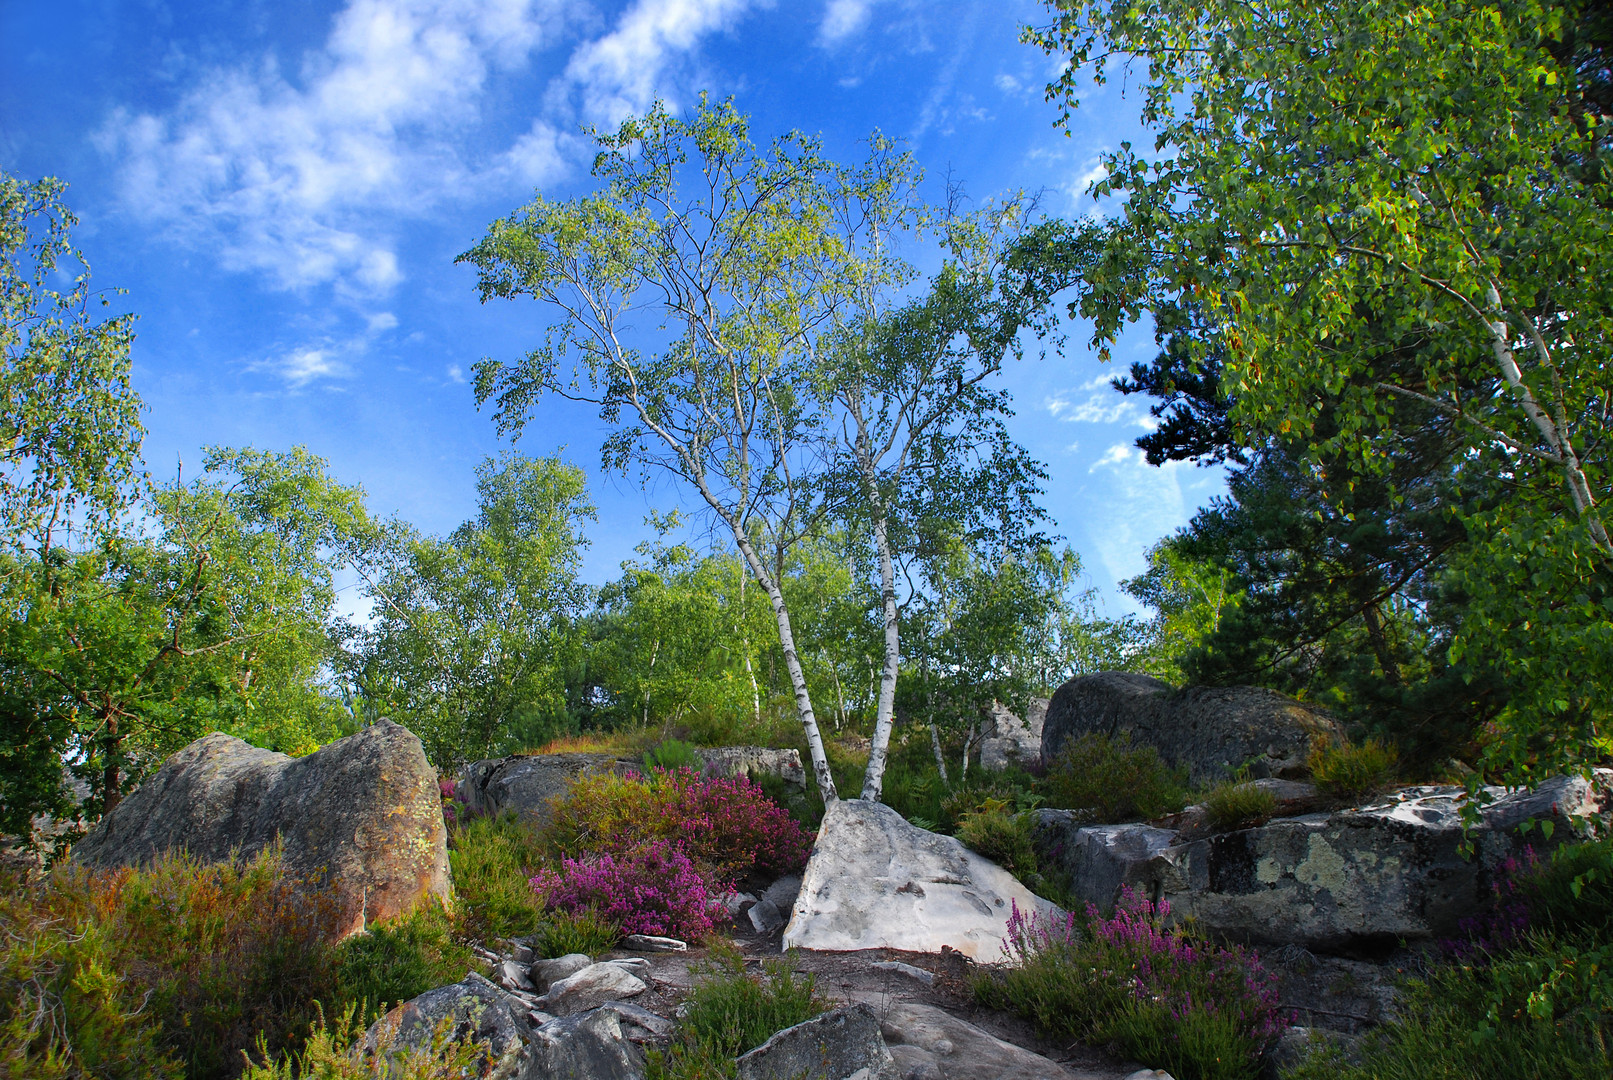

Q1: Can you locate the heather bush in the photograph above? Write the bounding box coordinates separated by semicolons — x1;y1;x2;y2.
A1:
239;1002;482;1080
448;813;548;943
1040;734;1188;823
541;768;811;886
531;840;714;941
1203;781;1278;832
333;900;475;1024
0;847;349;1080
646;943;830;1080
1309;738;1398;800
977;888;1286;1080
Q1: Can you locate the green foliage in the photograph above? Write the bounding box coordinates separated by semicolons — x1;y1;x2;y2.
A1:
646;944;829;1080
1287;934;1613;1080
531;908;621;959
1041;733;1189;823
332;902;474;1025
239;1002;482;1080
446;814;549;944
0;847;349;1080
1523;836;1613;937
955;799;1039;877
0;172;143;540
352;452;595;768
1029;0;1613;782
643;738;702;773
1202;781;1278;833
1310;739;1400;801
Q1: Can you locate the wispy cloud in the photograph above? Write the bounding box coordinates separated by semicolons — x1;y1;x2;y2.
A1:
819;0;876;44
99;0;565;294
256;346;350;387
559;0;766;125
447;363;467;383
1045;377;1156;428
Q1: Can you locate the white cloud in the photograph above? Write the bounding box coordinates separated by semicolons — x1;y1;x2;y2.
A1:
560;0;765;125
1089;442;1141;472
100;0;563;294
819;0;874;44
266;347;349;387
367;311;399;332
995;73;1020;92
447;363;467;383
1072;158;1108;198
1045;383;1155;428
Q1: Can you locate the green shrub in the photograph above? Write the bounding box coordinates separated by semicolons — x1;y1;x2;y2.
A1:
1286;932;1613;1080
644;738;702;772
647;944;830;1080
531;908;621;958
0;847;349;1080
1039;733;1189;823
1309;738;1398;799
1523;835;1613;937
333;901;475;1024
955;799;1039;877
239;1002;482;1080
1203;781;1278;832
448;813;549;943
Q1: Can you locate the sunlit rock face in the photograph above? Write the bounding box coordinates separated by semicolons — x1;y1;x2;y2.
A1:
71;720;450;938
1034;771;1613;954
782;798;1062;964
1041;671;1341;785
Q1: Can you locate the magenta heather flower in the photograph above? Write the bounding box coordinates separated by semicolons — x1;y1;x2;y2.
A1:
531;840;717;941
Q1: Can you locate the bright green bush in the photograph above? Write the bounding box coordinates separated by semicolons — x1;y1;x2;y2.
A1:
531;908;621;958
1040;733;1189;823
333;901;475;1024
643;738;702;772
1309;738;1398;799
239;1002;481;1080
1203;781;1278;832
647;944;830;1080
448;813;549;943
955;799;1039;877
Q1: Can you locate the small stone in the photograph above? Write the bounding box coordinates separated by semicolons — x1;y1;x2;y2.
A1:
723;891;759;917
538;962;649;1017
871;961;934;987
1122;1071;1176;1080
604;956;651;977
494;959;535;992
511;945;535;964
748;898;784;933
621;933;688;952
600;1001;675;1043
529;1009;556;1027
761;874;802;911
530;952;593;993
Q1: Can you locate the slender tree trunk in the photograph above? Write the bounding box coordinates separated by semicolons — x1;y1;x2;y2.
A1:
728;526;838;801
930;722;950;786
827;652;847;731
959;719;975;782
100;711;121;815
739;572;761;726
861;512;901;800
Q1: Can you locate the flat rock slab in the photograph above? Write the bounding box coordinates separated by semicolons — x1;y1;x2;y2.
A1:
71;720;448;937
737;1003;897;1080
783;799;1063;964
877;1000;1132;1080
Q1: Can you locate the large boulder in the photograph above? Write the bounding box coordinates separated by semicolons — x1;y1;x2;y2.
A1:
1034;772;1612;952
364;973;530;1080
736;1003;896;1080
875;1000;1117;1080
1041;673;1340;785
526;1008;646;1080
979;699;1048;773
782;799;1062;964
71;720;449;937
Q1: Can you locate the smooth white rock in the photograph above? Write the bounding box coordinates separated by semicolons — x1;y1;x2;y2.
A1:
782;799;1062;963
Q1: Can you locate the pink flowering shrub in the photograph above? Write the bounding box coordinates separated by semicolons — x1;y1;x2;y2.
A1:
541;767;811;887
982;887;1288;1080
530;841;716;941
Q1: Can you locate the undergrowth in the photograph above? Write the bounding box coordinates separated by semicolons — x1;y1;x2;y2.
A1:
1040;733;1189;823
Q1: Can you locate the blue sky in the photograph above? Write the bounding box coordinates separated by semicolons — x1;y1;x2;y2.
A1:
1;0;1225;614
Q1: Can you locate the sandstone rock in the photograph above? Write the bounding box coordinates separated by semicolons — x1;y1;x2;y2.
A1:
782;799;1063;964
695;746;807;789
537;961;648;1016
736;1003;897;1080
599;1001;675;1044
526;1008;645;1080
458;753;638;825
724;891;760;918
1265;946;1400;1034
749;898;786;933
530;953;592;994
71;721;449;937
871;961;934;987
495;959;535;993
621;934;687;952
364;973;529;1080
877;1000;1114;1080
1036;771;1612;951
979;699;1049;773
1040;673;1339;785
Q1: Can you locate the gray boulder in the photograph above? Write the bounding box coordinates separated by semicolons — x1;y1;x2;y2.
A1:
878;1000;1117;1080
364;973;529;1080
979;698;1048;773
1041;673;1340;785
71;721;449;938
736;1003;896;1080
526;1008;645;1080
458;753;638;825
530;953;592;994
536;960;648;1016
1035;772;1612;951
782;799;1062;964
695;746;808;789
